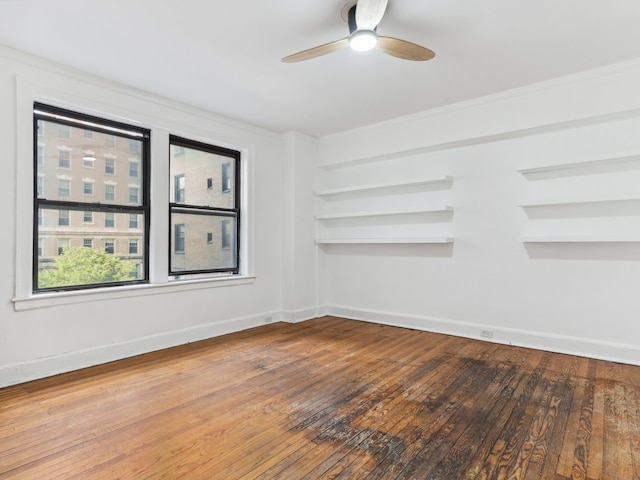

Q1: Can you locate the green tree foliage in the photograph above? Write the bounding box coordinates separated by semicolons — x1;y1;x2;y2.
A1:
39;247;136;288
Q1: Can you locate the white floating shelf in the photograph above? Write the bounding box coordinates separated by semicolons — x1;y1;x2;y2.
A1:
315;176;452;197
316;206;453;220
316;237;454;245
523;235;640;243
518;154;640;176
519;197;640;208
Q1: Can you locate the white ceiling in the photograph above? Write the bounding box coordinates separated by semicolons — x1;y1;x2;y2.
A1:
1;0;640;137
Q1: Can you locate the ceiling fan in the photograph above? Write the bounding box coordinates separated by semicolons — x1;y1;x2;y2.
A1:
281;0;435;63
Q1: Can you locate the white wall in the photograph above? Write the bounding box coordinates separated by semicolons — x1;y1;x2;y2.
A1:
0;46;287;386
281;132;322;321
315;59;640;365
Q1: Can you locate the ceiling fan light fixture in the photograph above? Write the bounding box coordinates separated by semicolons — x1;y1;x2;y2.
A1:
349;29;378;52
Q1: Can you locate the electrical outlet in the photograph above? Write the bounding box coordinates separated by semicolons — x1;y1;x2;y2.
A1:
481;329;494;339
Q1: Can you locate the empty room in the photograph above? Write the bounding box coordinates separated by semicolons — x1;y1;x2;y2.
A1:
1;0;639;478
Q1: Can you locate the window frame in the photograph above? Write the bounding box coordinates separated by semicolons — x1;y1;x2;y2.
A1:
33;102;151;293
168;135;241;277
14;82;254;311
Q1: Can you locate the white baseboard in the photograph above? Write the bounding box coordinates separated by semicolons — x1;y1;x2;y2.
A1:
326;304;640;366
0;311;279;388
281;305;329;323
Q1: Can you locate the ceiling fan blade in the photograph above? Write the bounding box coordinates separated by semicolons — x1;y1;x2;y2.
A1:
355;0;388;30
377;36;435;61
281;38;349;63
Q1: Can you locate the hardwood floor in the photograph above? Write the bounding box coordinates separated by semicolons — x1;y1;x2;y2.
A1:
1;316;639;479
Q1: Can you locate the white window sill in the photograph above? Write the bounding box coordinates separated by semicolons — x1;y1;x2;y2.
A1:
12;275;256;312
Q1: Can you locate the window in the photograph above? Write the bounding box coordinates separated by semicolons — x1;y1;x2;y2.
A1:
174;224;185;253
129;186;139;204
33;103;150;292
58;150;70;168
28;102;245;299
221;220;231;249
174;174;185;204
82;153;95;167
58;179;70;198
105;158;115;174
104;239;115;254
222;163;232;192
129;213;138;229
129;160;139;178
105;184;115;201
58;210;70;226
169;136;240;277
57;238;70;255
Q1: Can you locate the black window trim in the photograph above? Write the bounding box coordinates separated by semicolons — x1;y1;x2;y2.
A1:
168;135;241;277
33;102;151;293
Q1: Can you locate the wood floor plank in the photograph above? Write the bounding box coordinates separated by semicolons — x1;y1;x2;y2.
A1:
1;317;639;480
556;358;597;480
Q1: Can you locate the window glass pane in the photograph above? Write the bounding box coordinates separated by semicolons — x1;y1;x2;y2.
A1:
170;211;237;273
105;212;115;228
58;210;70;226
129;186;139;204
58;179;71;198
174;174;185;204
83;154;95;167
105;158;115;174
36;118;143;204
58;150;70;168
169;145;235;209
129;213;140;229
105;184;116;201
36;207;145;289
